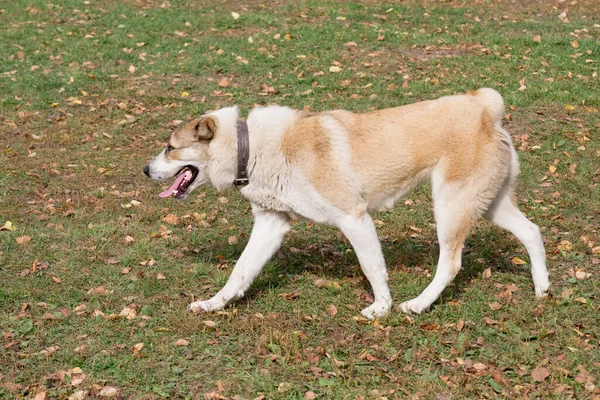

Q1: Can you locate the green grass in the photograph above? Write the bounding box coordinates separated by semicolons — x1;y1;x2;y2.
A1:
1;0;599;398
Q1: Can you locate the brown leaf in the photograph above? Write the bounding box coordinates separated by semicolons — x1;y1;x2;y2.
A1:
488;302;502;310
120;306;137;320
124;235;135;244
419;323;439;331
132;342;144;354
531;366;549;382
106;257;120;265
174;339;189;346
162;214;179;224
218;78;230;87
533;35;541;43
99;386;119;398
34;392;48;400
456;319;465;332
278;289;300;300
203;320;217;328
327;304;338;317
228;236;238;245
16;235;31;245
482;268;492;279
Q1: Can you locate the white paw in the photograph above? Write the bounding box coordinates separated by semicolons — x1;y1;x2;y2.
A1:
535;282;550;298
189;299;225;314
360;301;391;320
398;299;428;315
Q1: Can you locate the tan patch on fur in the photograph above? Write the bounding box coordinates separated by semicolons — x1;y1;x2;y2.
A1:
281;114;362;214
171;118;201;149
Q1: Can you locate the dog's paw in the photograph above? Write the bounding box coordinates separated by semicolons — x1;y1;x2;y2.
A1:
360;302;391;320
189;299;225;314
535;283;550;298
398;299;428;315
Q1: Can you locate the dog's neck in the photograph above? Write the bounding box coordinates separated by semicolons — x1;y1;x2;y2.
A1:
235;120;249;186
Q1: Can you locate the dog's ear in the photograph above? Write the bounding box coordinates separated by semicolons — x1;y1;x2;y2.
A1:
194;115;217;140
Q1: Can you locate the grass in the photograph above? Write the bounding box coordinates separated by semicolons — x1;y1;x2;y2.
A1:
1;0;599;398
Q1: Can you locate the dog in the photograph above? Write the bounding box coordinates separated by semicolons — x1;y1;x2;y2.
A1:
143;88;549;319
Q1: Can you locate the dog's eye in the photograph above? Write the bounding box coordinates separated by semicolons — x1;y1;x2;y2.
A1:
166;144;174;152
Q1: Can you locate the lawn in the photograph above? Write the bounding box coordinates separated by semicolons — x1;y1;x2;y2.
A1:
1;0;599;398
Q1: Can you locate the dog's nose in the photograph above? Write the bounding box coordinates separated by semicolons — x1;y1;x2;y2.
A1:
143;165;150;177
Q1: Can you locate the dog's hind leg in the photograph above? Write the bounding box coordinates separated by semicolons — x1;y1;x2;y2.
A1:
485;192;549;297
399;183;476;314
337;214;393;319
189;207;290;313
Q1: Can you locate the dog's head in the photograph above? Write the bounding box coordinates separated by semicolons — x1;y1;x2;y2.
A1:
143;115;217;200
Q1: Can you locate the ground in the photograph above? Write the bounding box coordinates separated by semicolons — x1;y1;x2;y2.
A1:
1;0;599;399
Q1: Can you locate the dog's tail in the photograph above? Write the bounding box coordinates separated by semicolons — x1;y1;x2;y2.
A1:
473;88;505;122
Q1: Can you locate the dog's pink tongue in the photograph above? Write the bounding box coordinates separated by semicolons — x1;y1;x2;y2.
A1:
159;173;186;198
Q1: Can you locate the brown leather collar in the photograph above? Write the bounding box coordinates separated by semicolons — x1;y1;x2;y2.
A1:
235;120;249;186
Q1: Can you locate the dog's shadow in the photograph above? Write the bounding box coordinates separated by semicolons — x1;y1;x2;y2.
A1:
185;223;529;306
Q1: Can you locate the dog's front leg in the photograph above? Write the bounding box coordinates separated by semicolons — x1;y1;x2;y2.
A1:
189;208;290;314
338;214;393;319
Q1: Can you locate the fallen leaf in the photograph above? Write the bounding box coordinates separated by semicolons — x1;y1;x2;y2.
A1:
124;235;135;244
157;273;166;280
511;256;527;265
488;302;502;310
106;257;120;265
533;35;541;43
329;66;342;73
174;339;189;346
203;320;216;328
482;268;492;279
218;78;230;87
228;236;238;245
120;306;137;320
128;65;136;74
327;304;338;317
99;386;118;398
1;221;16;231
34;392;48;400
162;214;178;224
231;12;240;20
531;366;549;382
16;236;31;245
132;342;144;354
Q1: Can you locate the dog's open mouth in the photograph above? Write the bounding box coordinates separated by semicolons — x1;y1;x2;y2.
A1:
158;166;199;199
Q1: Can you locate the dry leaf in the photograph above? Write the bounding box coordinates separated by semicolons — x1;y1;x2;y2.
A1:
162;214;178;224
531;366;549;382
511;256;527;265
34;392;48;400
124;235;135;244
231;12;240;20
482;268;492;279
128;65;136;74
218;78;230;87
16;236;31;245
106;257;120;265
488;302;502;310
533;35;541;43
120;306;137;320
157;273;166;280
203;320;216;328
329;66;342;73
99;386;118;398
327;304;338;317
456;319;465;332
132;342;144;354
561;287;573;299
1;221;16;231
174;339;189;346
228;236;238;245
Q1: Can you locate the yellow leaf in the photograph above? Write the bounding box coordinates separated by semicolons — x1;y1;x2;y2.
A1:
180;91;189;97
565;104;575;111
511;256;527;265
231;12;240;20
1;221;16;231
329;66;342;73
571;39;579;48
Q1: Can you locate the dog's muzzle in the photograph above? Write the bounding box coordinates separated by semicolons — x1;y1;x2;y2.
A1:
143;165;150;177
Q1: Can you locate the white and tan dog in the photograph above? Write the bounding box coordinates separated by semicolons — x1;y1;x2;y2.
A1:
143;88;549;319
